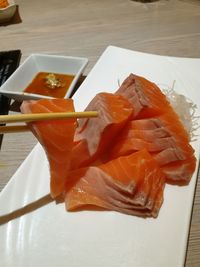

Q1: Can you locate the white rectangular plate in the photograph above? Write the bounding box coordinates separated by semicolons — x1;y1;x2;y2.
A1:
0;46;200;267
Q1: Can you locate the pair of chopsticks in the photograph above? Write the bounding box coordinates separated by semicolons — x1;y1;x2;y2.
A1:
0;111;98;134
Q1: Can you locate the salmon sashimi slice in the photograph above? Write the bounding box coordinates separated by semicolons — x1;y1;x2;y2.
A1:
116;74;171;118
110;73;196;184
100;149;165;209
20;99;77;198
65;150;166;218
70;92;134;169
109;118;182;157
116;74;149;116
161;156;197;185
109;118;195;184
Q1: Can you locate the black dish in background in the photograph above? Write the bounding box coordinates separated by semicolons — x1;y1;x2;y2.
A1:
0;50;21;149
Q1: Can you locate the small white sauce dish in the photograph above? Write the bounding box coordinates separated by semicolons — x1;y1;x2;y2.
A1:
0;0;16;23
0;53;88;101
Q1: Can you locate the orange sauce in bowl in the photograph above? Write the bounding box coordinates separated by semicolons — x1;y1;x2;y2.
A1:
0;0;9;8
24;72;75;98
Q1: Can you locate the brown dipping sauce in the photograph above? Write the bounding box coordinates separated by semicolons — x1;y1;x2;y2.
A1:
24;72;75;98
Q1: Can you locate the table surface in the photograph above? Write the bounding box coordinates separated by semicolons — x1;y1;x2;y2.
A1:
0;0;200;266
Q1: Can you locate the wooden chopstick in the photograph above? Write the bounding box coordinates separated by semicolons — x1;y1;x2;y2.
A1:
0;125;29;134
0;111;98;134
0;111;98;124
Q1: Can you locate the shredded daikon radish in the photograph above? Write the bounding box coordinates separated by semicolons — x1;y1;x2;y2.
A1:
162;81;199;141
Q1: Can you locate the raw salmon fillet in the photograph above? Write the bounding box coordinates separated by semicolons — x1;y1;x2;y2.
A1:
110;74;196;184
70;92;134;169
65;149;166;218
116;73;171;118
21;99;77;198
